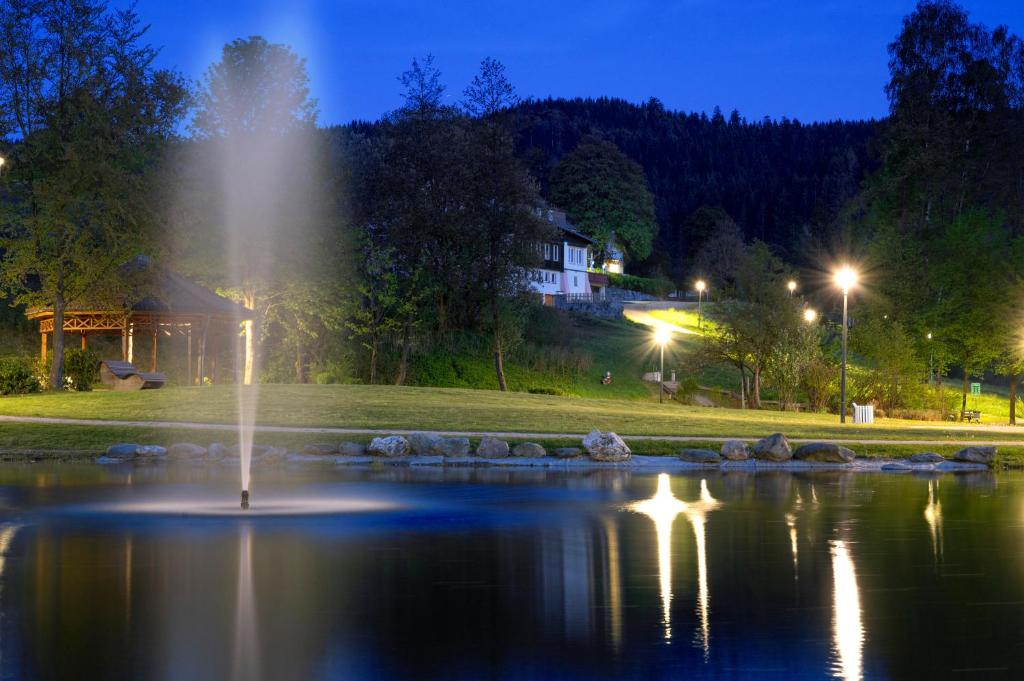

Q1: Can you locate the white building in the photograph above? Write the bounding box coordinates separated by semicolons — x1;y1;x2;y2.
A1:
529;208;597;305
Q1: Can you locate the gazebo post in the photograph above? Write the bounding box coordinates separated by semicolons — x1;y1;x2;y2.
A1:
150;330;158;372
121;319;128;361
81;334;87;351
186;326;193;386
40;332;48;365
198;315;209;386
127;322;134;364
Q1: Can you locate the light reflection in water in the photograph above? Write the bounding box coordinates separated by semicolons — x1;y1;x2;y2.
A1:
830;540;864;681
785;512;798;579
627;474;687;642
232;525;259;681
924;480;943;565
684;480;720;659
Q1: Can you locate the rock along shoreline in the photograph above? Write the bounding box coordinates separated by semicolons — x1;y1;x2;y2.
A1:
96;429;995;475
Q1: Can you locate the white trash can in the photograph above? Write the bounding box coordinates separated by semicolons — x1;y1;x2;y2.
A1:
852;403;874;424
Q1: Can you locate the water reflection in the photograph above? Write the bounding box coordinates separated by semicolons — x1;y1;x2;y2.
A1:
233;525;259;681
627;474;687;641
830;540;864;681
683;480;720;659
924;480;943;565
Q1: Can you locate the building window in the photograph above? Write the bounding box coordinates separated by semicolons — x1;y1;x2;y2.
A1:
573;275;578;287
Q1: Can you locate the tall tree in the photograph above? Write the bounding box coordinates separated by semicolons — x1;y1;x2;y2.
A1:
185;36;324;384
549;137;658;263
462;57;547;390
0;0;187;388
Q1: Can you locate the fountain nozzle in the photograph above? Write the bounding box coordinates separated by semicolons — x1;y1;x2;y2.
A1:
241;489;250;510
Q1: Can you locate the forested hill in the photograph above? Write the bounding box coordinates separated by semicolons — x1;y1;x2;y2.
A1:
509;97;879;275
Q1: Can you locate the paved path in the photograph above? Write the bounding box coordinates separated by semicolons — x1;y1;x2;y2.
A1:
2;414;1022;448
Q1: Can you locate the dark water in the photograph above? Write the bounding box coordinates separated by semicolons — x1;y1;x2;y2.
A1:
0;463;1019;680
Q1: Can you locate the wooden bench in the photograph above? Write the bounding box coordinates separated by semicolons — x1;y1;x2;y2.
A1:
99;360;167;391
963;410;982;423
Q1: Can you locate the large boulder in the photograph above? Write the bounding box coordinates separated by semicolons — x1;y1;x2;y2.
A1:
909;452;945;464
409;432;443;456
136;445;167;459
553;447;582;459
476;436;510;458
720;440;750;461
583;430;631;462
431;437;471;457
679;448;721;464
367;436;411;457
167;443;206;460
105;443;140;460
338;441;367;456
953;445;996;465
752;433;792;462
302;443;338;456
792;442;855;464
512;442;546;458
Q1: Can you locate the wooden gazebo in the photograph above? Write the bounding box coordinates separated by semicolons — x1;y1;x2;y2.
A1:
28;256;254;385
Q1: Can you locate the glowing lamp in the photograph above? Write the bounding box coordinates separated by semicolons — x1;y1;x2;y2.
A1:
834;266;858;293
803;308;818;323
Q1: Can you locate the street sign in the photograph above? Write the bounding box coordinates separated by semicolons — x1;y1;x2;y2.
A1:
971;382;981;396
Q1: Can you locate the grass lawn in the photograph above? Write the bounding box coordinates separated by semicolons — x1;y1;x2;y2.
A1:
2;383;1024;443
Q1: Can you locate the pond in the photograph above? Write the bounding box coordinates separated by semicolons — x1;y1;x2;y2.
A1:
0;463;1017;680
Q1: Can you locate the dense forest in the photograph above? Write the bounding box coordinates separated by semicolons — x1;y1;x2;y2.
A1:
509;98;879;276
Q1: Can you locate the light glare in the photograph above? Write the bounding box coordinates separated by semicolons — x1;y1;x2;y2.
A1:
834;266;858;292
804;308;818;323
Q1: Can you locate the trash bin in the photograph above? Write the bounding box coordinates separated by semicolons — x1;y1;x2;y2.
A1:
852;403;874;424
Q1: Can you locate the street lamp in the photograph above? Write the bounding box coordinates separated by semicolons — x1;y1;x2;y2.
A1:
927;332;934;384
695;280;706;329
803;308;818;323
654;326;671;404
834;266;858;423
787;280;797;296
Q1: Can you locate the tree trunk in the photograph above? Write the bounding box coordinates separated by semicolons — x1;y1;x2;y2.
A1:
395;315;412;386
494;331;507;392
49;292;66;389
738;365;746;409
368;339;378;385
750;365;762;409
294;345;305;384
1010;372;1019;426
960;372;969;421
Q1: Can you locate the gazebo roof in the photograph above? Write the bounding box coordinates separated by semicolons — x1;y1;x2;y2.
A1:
28;255;253;321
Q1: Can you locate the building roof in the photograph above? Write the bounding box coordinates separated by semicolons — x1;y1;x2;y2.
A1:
537;207;596;245
27;255;252;321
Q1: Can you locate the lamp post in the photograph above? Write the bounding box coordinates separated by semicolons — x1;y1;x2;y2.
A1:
655;327;671;403
834;267;858;423
803;308;817;323
695;280;706;329
927;332;933;384
787;280;797;296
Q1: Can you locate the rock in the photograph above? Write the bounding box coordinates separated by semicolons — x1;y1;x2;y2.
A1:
909;452;945;463
720;440;750;461
207;442;227;460
881;462;912;472
251;445;287;464
792;442;855;464
512;442;546;458
105;443;139;460
552;447;582;459
476;436;510;458
367;436;410;457
167;443;206;460
338;441;367;456
752;433;792;462
953;445;996;465
583;430;631;462
679;448;721;464
302;443;338;456
408;432;443;456
431;437;471;457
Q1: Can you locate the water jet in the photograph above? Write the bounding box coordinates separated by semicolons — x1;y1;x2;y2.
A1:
240;489;250;510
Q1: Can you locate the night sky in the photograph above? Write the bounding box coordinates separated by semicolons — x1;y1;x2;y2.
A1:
137;0;1024;126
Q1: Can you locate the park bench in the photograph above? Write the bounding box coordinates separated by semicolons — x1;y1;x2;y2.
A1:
963;410;982;423
99;360;167;391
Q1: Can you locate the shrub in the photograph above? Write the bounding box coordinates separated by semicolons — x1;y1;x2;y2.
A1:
606;272;673;296
527;386;565;396
0;357;42;395
63;348;100;391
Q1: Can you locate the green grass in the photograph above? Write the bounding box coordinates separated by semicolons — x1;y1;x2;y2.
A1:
1;383;1023;443
646;308;702;333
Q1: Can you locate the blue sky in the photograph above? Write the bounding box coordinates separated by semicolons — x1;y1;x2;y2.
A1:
137;1;1024;125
